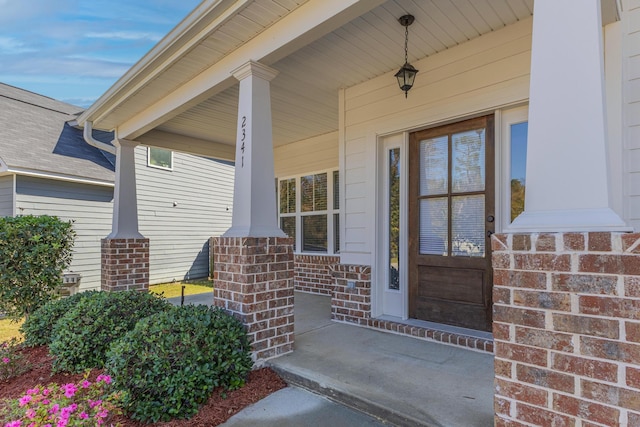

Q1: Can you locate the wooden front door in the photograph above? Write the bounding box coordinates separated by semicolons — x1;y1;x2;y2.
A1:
408;115;494;331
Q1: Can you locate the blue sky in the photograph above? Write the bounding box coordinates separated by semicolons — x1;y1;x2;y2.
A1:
0;0;201;107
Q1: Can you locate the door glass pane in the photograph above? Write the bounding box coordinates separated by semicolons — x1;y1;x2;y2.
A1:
302;215;327;252
389;148;401;290
419;198;448;255
451;195;485;257
452;129;485;193
510;122;528;222
419;136;448;196
280;217;296;241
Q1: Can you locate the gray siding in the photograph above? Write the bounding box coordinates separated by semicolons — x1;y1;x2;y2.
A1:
135;147;234;284
15;176;113;291
0;175;14;216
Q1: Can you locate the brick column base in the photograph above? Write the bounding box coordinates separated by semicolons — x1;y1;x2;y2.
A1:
101;238;149;292
331;264;371;324
213;237;294;365
493;232;640;426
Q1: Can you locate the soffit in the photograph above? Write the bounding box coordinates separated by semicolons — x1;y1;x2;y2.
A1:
156;0;535;147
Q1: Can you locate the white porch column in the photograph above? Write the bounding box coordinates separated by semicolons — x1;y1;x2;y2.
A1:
510;0;630;232
224;61;285;237
109;138;143;238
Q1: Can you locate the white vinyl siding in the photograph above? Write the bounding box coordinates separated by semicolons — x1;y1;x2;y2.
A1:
15;176;113;291
340;17;533;266
0;175;15;217
623;2;640;231
136;147;234;284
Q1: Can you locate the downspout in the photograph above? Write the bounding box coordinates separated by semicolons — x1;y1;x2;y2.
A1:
83;121;117;155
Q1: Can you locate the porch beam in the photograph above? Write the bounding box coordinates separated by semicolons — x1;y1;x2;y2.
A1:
510;0;629;232
135;130;235;161
115;0;385;141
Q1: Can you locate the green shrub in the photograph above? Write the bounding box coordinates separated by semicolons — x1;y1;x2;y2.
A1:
0;215;75;320
106;305;252;423
21;291;98;347
49;291;170;373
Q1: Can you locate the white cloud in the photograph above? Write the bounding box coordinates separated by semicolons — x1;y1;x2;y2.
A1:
0;37;35;54
85;31;163;42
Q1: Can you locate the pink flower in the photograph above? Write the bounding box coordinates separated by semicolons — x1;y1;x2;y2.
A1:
78;412;89;420
81;380;91;389
96;374;112;384
61;383;77;398
25;409;36;420
26;388;39;395
49;404;60;414
42;388;51;396
5;421;21;427
18;395;32;407
88;399;102;409
2;357;9;363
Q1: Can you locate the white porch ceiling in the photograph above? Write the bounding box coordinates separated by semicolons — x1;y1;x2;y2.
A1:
155;0;535;149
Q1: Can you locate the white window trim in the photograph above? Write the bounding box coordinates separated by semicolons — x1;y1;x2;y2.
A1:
498;105;529;233
277;168;340;255
147;147;174;171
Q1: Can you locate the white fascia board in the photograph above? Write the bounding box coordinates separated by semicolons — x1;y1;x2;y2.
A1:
77;0;242;129
136;130;236;161
115;0;385;140
8;168;114;187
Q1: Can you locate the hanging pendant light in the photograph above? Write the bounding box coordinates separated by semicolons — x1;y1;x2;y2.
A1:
395;14;419;98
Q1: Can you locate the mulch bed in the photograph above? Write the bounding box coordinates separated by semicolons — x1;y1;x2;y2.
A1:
0;345;287;426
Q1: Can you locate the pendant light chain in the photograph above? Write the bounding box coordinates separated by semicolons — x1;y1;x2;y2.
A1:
404;24;409;65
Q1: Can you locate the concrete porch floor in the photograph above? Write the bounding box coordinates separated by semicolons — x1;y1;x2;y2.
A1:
269;291;495;427
170;290;495;426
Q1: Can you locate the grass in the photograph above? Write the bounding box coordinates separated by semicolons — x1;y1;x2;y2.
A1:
0;318;23;342
149;279;213;299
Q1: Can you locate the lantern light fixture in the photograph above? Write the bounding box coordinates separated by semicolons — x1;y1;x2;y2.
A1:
394;14;419;98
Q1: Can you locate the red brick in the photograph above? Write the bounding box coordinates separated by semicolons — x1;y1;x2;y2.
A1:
513;290;570;311
495;342;548;367
516;402;575;427
495;359;513;378
514;253;571;272
563;233;586;251
581;337;640;363
580;296;640;320
495;396;511;416
553;314;619;339
588;232;613;252
627;322;640;343
621;233;640;253
582;380;640;411
553;393;620;426
492;234;509;251
494;287;511;304
552;274;618;295
627;367;640;389
579;254;640;275
629;412;640;426
626;276;640;298
495;378;548;406
551;353;618;382
493;322;511;341
493;254;511;269
494;270;547;289
517;364;575;393
515;327;574;352
494;305;546;328
536;233;557;252
513;234;532;251
494;417;530;427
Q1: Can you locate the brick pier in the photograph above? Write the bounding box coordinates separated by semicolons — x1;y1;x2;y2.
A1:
101;238;149;292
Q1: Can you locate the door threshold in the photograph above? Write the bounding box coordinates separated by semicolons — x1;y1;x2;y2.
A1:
370;315;494;353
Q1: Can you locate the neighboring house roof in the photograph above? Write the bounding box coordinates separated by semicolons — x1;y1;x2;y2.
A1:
0;83;115;184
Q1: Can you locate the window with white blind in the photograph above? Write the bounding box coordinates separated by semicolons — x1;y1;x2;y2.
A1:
278;170;339;254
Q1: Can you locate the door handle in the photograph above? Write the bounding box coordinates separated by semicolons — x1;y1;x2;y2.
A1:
487;215;495;223
487;230;495;237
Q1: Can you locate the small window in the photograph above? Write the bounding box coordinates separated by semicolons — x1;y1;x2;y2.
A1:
510;122;528;222
148;147;173;170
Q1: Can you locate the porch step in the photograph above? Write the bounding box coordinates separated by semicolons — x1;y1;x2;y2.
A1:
269;363;430;427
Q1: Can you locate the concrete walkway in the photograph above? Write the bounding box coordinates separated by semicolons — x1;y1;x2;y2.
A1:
269;292;495;427
168;291;495;426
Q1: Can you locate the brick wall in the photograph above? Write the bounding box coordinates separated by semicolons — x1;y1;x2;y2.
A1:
212;236;294;365
101;238;149;292
493;232;640;426
294;254;339;295
331;264;371;324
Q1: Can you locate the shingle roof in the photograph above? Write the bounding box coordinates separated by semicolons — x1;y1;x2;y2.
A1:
0;83;115;182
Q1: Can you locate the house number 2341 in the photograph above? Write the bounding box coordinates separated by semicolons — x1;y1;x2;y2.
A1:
240;115;246;168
